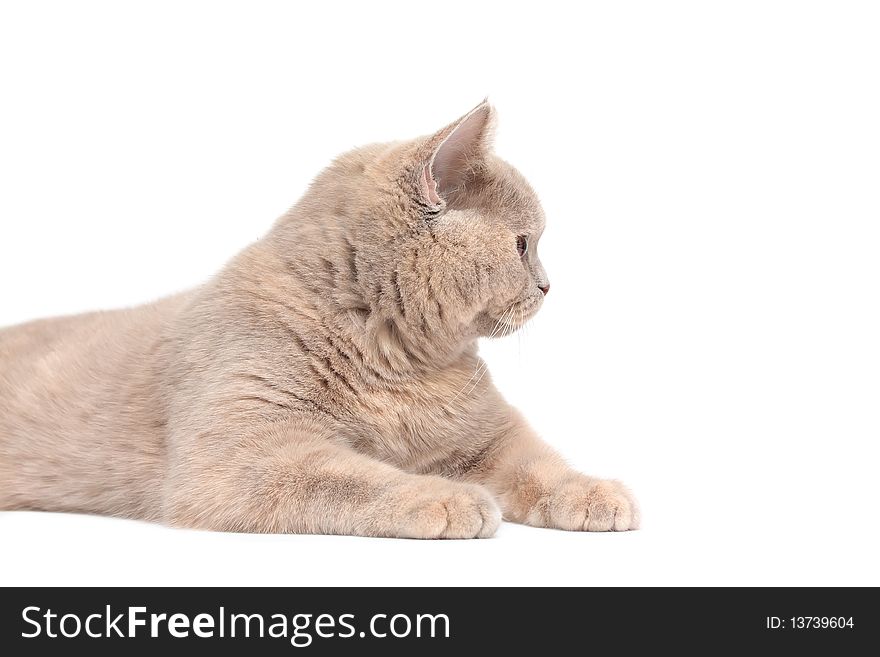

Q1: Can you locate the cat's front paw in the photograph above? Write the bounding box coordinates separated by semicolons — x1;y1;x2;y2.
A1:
396;481;501;539
537;477;640;532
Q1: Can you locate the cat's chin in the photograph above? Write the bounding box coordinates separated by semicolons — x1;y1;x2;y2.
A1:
479;298;543;339
488;321;519;339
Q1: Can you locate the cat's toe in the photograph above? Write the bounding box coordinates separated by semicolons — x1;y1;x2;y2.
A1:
399;483;500;539
442;486;501;538
583;480;639;531
547;478;639;532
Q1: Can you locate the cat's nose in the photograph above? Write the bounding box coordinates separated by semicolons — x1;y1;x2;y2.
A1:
538;283;550;296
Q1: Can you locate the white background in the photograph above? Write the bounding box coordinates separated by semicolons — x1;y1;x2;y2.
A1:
1;1;878;586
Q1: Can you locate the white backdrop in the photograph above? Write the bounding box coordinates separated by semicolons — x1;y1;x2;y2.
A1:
1;1;878;586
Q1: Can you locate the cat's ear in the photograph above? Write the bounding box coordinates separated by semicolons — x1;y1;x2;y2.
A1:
418;100;496;207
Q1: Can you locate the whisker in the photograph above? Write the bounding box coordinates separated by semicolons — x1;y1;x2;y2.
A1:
462;305;516;398
448;309;507;405
446;302;522;407
464;359;489;398
517;305;524;363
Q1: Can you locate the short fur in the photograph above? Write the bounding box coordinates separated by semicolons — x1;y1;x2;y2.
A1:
0;103;639;538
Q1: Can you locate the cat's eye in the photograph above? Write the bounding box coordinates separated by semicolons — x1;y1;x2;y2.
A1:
516;235;529;258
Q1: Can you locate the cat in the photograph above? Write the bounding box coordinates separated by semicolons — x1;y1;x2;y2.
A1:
0;102;639;538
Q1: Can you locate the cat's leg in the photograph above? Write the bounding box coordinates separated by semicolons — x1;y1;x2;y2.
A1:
466;410;640;532
163;418;500;539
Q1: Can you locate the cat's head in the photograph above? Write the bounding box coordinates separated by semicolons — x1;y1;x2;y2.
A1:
282;101;549;352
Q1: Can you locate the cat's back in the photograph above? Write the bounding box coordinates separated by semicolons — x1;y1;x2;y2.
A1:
0;295;189;516
0;296;184;398
1;311;109;378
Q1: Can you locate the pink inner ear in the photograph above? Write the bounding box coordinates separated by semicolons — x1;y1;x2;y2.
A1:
422;164;441;205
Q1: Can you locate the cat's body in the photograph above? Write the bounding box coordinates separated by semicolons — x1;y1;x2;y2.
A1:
0;103;639;537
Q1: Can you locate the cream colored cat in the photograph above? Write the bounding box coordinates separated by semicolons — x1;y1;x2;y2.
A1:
0;102;638;538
